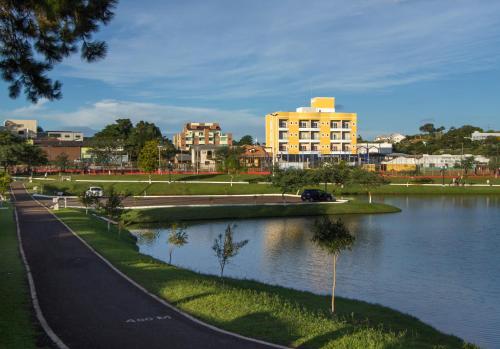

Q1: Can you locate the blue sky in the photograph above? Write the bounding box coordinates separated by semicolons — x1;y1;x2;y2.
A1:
1;0;500;140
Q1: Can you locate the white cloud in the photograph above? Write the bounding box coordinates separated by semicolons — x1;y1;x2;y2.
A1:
55;0;500;99
11;99;49;116
36;99;262;139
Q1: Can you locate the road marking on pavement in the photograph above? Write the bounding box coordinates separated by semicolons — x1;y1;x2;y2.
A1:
125;315;172;323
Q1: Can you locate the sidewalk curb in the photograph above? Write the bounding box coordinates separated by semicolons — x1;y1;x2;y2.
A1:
11;187;70;349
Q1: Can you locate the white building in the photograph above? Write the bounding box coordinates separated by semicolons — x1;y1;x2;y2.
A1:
471;131;500;141
374;133;406;143
383;153;489;168
46;131;84;142
3;119;37;139
357;142;393;155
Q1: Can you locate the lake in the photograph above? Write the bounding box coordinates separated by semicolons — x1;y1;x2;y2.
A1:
130;195;500;348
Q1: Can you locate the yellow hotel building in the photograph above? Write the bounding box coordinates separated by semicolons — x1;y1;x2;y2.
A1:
265;97;357;162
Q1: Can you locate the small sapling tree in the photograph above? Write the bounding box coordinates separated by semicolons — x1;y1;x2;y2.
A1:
350;168;386;203
212;225;248;278
78;191;98;215
100;187;129;231
312;217;355;313
167;224;188;265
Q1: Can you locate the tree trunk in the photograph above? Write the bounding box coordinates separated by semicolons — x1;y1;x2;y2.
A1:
169;249;173;264
331;254;337;313
107;220;110;231
368;191;372;204
85;207;88;215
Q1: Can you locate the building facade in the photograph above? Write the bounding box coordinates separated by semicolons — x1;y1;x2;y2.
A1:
173;122;232;151
265;97;357;163
3;119;38;139
45;131;84;142
471;131;500;141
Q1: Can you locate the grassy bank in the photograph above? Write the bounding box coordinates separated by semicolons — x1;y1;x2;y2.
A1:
55;208;473;349
0;205;39;349
122;201;401;224
28;179;500;197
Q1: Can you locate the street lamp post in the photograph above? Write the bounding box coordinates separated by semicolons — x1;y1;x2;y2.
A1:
157;145;162;174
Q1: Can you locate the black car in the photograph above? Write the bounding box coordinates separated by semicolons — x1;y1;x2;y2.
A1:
301;189;335;202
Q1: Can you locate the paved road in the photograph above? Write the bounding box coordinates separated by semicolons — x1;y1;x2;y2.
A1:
12;183;280;349
36;194;303;208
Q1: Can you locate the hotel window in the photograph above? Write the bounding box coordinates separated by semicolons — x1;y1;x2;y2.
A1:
330;121;339;128
279;120;287;128
330;133;338;140
311;120;319;128
311;132;320;140
299;121;309;128
331;144;338;151
279;144;288;151
300;144;308;151
312;144;319;151
299;131;310;140
279;131;288;140
343;121;350;129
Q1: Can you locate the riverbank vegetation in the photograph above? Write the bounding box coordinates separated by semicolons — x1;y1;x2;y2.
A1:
0;206;39;348
121;201;401;225
55;208;474;349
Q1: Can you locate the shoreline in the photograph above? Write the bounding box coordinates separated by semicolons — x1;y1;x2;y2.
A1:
121;201;401;224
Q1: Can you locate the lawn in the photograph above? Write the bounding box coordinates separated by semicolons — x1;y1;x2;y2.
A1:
0;205;39;349
54;208;475;349
27;179;500;197
122;201;401;224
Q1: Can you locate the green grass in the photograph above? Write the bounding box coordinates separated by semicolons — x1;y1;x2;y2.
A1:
34;173;267;182
122;201;401;224
0;205;39;349
384;176;500;185
28;179;500;197
54;208;475;349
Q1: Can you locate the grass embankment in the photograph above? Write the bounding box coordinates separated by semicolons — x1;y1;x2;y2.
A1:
28;181;279;196
55;208;473;349
122;201;401;224
28;179;500;197
0;205;39;349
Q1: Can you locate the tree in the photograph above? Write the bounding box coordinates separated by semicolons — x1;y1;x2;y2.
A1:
128;121;163;161
350;168;387;203
313;162;351;192
100;187;129;231
138;140;159;173
18;143;48;172
212;225;248;278
312;217;355;313
78;191;98;215
0;172;12;204
270;167;310;202
55;153;70;172
460;156;476;177
215;146;243;174
419;123;436;134
235;135;253;146
0;0;117;102
167;224;188;265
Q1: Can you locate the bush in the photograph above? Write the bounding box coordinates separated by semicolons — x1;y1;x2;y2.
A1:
411;177;434;184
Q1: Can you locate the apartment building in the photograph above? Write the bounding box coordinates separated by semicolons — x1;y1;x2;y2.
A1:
265;97;357;162
173;122;232;151
3;119;38;139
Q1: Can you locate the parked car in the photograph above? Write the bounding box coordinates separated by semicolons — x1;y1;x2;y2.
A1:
300;189;335;202
86;186;104;198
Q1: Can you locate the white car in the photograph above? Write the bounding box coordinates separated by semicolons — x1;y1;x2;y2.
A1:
86;186;104;198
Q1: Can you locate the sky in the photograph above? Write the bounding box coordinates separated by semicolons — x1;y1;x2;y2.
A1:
1;0;500;140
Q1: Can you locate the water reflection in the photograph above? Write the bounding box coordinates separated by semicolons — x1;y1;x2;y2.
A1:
130;195;500;349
